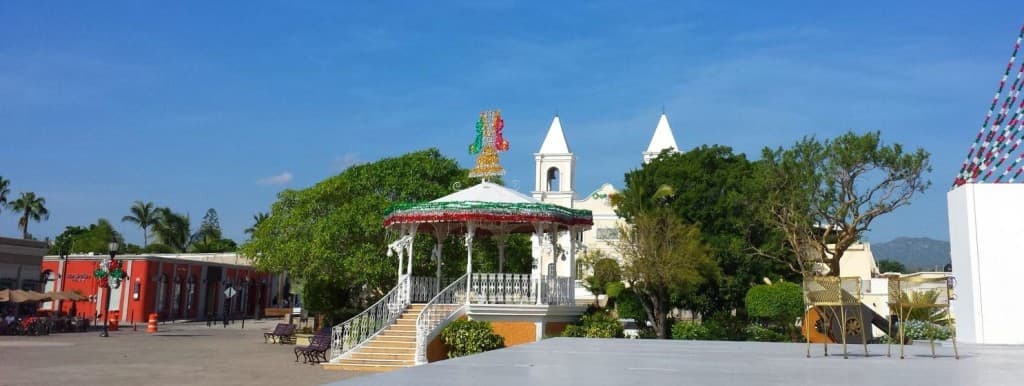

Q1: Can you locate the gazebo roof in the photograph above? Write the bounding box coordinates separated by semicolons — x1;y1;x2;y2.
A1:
383;182;593;234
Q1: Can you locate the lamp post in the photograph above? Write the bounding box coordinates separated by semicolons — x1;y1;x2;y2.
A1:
94;239;124;337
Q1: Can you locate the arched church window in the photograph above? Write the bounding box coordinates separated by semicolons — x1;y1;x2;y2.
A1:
546;167;560;192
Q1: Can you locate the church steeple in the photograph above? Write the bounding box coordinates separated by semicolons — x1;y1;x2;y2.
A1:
643;113;679;163
534;115;576;206
538;115;571;154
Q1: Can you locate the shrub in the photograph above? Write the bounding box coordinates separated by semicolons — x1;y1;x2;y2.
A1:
901;320;952;341
440;320;505;358
615;289;645;323
702;312;749;341
562;310;624;338
605;281;626;299
744;281;803;326
744;324;788;342
562;325;586;338
671;321;710;340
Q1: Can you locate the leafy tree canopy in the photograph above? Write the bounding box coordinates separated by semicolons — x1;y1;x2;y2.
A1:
759;131;931;276
49;219;123;255
241;148;470;302
613;145;795;317
190;208;236;253
616;209;718;339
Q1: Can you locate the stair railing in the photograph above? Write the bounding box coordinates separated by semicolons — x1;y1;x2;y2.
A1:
414;273;468;365
331;274;411;361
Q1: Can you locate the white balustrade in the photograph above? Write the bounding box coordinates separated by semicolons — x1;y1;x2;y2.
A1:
333;272;576;364
410;276;440;303
331;275;411;360
469;273;535;304
415;274;469;364
465;273;574;305
541;276;574;306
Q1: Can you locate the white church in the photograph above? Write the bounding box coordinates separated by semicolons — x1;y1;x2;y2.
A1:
530;113;680;279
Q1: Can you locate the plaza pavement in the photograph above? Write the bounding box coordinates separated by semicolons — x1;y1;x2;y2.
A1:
330;337;1024;386
0;319;366;386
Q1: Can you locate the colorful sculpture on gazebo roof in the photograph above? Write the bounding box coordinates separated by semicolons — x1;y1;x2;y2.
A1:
469;110;509;179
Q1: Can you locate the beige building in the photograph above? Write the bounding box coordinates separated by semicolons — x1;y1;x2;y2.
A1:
0;236;49;291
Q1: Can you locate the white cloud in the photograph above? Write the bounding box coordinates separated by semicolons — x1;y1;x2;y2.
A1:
257;172;293;185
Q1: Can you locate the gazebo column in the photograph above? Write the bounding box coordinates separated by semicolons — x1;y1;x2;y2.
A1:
391;224;409;285
568;226;579;303
532;223;544;305
406;224;418;301
464;222;476;305
548;223;560;305
432;225;449;295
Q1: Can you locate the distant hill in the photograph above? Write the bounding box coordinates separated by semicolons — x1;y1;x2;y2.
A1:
871;237;950;272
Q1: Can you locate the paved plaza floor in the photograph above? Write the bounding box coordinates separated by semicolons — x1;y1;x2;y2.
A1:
331;337;1024;386
0;319;365;386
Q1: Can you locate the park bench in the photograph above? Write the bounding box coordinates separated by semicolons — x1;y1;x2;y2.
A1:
294;329;332;364
264;323;296;344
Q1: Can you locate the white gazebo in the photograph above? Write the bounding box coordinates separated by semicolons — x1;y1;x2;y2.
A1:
328;110;593;370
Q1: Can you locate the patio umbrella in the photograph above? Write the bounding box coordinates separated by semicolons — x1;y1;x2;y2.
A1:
10;290;50;303
50;291;86;301
0;288;9;302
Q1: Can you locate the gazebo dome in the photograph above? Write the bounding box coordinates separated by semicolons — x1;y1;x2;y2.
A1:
383;181;592;234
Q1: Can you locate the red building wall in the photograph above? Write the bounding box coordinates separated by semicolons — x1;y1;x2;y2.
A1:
40;256;273;323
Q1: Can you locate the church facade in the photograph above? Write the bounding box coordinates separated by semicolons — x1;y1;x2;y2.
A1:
531;113;680;279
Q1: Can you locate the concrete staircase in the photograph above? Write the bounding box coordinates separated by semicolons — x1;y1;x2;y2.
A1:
323;303;424;372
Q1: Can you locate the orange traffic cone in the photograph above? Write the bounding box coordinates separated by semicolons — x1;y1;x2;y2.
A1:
147;313;158;333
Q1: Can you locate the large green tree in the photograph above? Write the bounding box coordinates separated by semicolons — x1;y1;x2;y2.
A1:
121;201;159;247
577;250;621;306
613;146;794;318
49;219;124;254
152;207;191;252
758;131;930;276
616;208;718;339
190;208;237;253
7;192;49;239
241;149;470;310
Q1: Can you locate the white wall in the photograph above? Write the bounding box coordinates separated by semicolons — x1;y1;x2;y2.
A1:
948;184;1024;344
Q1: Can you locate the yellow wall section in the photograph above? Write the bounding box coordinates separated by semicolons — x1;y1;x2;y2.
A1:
490;321;537;347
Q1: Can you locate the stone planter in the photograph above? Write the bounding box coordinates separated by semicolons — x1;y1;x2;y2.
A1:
294;333;313;346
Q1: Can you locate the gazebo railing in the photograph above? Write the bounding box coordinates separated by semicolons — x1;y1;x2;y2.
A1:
468;273;574;305
541;276;574;305
410;276;440;303
470;273;535;304
331;275;410;361
415;274;469;364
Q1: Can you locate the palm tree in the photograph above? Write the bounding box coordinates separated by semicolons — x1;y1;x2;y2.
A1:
0;176;10;216
152;207;191;252
7;192;49;239
121;201;159;247
244;212;269;237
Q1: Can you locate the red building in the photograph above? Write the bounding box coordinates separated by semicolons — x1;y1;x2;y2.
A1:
40;253;282;323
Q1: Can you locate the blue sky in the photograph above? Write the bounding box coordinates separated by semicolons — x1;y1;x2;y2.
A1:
1;1;1020;246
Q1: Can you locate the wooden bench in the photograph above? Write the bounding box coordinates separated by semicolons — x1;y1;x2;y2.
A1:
264;323;296;344
294;329;332;364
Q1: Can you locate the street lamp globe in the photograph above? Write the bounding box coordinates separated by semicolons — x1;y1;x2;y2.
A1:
108;240;119;257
